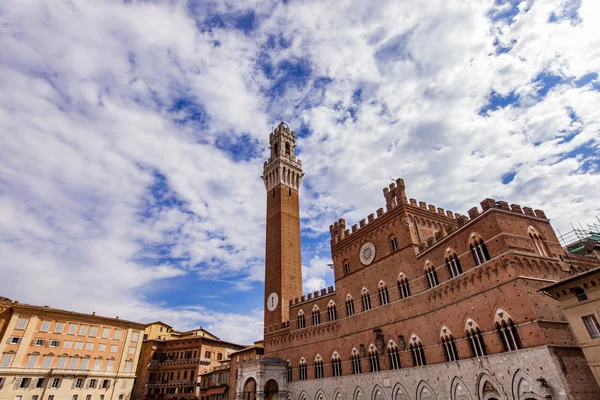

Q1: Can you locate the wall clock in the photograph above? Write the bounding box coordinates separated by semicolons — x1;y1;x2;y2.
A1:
359;242;376;265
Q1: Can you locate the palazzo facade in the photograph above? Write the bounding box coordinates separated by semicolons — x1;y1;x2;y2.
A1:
235;122;600;400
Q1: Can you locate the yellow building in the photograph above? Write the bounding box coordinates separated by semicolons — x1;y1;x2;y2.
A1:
143;322;220;341
541;267;600;385
0;297;146;400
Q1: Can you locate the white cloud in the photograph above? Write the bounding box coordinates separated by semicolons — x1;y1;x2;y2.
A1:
1;0;599;343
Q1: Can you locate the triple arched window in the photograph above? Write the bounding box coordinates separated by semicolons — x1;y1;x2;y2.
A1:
299;358;307;380
327;301;337;322
378;281;390;305
331;352;342;377
312;306;321;326
361;288;372;311
286;360;292;382
346;294;355;316
528;226;549;257
368;344;380;372
297;311;305;329
314;355;324;379
495;309;522;352
470;233;490;266
387;340;401;370
465;319;486;357
398;273;411;298
445;249;462;278
440;326;459;362
425;262;439;288
409;334;426;366
351;348;362;374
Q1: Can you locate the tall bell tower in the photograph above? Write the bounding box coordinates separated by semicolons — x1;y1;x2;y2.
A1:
262;122;303;331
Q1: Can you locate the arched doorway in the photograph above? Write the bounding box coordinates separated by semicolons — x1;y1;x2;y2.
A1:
265;379;279;400
243;378;257;400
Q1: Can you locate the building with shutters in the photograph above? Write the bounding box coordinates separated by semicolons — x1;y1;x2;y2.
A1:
0;297;145;400
235;122;600;400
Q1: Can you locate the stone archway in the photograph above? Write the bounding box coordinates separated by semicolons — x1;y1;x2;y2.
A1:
265;379;279;400
243;378;257;400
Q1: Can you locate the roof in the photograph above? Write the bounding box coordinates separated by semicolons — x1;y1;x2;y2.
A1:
7;301;146;329
539;267;600;292
228;342;263;355
145;321;173;329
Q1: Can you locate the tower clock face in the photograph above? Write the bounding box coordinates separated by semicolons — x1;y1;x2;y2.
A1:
267;292;279;312
359;242;376;265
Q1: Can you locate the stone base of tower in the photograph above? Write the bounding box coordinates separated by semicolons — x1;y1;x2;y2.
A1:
236;357;289;400
284;346;599;400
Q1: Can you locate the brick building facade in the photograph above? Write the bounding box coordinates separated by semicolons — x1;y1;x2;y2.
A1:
236;122;600;400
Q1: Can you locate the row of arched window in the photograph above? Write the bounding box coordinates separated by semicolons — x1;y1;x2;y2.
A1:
342;226;549;278
289;310;522;381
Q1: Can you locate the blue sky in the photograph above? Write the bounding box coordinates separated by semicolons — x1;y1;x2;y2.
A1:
1;0;599;343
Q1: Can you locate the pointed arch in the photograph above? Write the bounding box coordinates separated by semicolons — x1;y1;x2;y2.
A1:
314;354;324;379
314;389;327;400
416;380;437;400
328;300;337;322
331;351;342;377
361;287;372;311
378;280;390;305
469;232;490;266
392;382;410;400
367;343;380;372
387;339;401;370
528;226;549;257
298;391;309;400
333;389;344;400
440;325;459;362
424;260;439;288
372;384;387;400
409;334;426;366
465;318;486;357
494;308;522;351
512;369;544;400
476;373;505;400
346;294;355;316
286;359;293;382
354;387;365;400
351;347;362;374
398;272;411;298
297;309;306;329
312;305;321;326
445;247;463;278
298;357;307;381
450;376;473;400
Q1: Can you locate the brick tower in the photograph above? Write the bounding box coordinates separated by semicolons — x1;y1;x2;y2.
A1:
262;122;303;331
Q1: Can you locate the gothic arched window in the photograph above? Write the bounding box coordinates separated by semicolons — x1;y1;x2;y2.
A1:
331;352;342;377
398;273;411;298
286;360;292;382
495;309;522;352
465;318;487;357
361;288;372;311
440;326;459;362
409;334;426;367
528;226;549;257
312;306;321;326
387;340;401;370
445;248;462;278
346;294;355;316
425;261;439;288
351;348;362;374
314;355;324;379
297;310;305;329
469;233;490;266
327;301;337;322
378;281;390;305
368;344;380;372
298;358;307;381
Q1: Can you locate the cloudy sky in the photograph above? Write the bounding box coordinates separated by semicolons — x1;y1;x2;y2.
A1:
1;0;599;343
